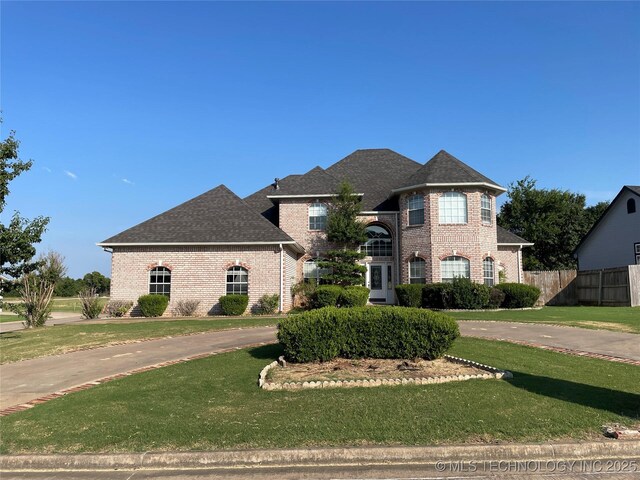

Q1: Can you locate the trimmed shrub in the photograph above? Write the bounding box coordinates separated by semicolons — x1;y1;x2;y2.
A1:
173;299;201;317
487;288;506;309
496;283;541;308
278;306;460;363
137;294;169;317
312;285;343;308
449;278;491;310
219;294;249;315
395;284;424;308
255;294;280;315
104;300;133;317
422;283;451;309
339;286;369;307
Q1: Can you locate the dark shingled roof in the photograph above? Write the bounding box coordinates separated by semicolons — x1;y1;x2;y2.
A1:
627;185;640;196
266;166;341;197
100;185;295;245
496;225;532;245
325;149;422;211
243;174;301;224
398;150;503;190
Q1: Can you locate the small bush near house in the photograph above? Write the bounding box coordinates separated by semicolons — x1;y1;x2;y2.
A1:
339;286;369;307
395;284;424;308
448;278;491;310
496;283;541;308
219;294;249;316
79;288;102;319
422;283;451;309
104;300;133;317
278;306;460;363
173;299;201;317
487;288;506;309
291;281;316;310
312;285;343;308
137;294;169;317
255;294;280;315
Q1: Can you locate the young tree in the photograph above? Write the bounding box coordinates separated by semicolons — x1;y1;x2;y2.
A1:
0;128;49;279
319;181;368;286
38;251;68;285
498;176;609;270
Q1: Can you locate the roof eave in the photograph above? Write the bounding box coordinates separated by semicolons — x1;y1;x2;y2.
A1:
97;240;305;253
391;182;507;195
497;242;534;247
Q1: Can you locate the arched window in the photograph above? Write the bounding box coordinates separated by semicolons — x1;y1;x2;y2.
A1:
361;225;393;256
439;192;468;224
407;194;424;225
303;258;330;285
226;266;248;295
628;198;636;214
481;194;492;224
149;266;171;296
309;202;327;230
483;258;495;287
409;258;426;284
441;256;470;282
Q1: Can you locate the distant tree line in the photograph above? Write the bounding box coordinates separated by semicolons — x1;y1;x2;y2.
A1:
2;270;110;297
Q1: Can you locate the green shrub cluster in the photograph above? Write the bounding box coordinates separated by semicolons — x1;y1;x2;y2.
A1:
394;284;423;308
255;294;280;315
219;294;249;315
311;285;370;308
278;306;460;363
495;283;541;308
137;294;169;317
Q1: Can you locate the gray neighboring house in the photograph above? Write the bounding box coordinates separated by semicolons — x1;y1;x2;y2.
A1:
574;186;640;271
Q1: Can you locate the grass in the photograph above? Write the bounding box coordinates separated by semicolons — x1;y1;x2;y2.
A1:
0;297;109;314
1;337;637;454
447;306;640;333
0;314;23;323
0;317;278;363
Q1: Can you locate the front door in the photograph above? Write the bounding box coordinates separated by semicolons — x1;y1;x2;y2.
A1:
367;262;393;303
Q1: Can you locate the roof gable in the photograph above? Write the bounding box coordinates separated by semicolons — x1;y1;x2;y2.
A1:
266;166;341;197
396;150;504;192
100;185;295;245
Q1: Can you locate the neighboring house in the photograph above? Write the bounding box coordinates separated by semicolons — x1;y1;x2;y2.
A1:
99;149;532;314
574;186;640;271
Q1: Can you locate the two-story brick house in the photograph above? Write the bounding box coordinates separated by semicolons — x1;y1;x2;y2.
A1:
100;149;532;314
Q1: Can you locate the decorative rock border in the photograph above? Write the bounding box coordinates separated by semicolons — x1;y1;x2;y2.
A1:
259;355;513;391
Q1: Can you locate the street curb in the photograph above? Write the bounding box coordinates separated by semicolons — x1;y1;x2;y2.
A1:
1;441;639;471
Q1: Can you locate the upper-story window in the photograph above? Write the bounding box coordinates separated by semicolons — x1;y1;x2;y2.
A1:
409;258;426;284
439;192;468;224
226;266;248;295
407;194;424;226
481;194;492;224
628;198;636;214
149;266;171;296
441;256;470;282
303;258;329;285
483;258;495;287
309;202;327;231
361;225;393;257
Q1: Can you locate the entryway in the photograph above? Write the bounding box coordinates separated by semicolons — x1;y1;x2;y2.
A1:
366;262;394;303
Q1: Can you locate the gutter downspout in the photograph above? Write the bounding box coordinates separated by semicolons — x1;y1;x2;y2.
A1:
517;245;523;283
279;244;284;312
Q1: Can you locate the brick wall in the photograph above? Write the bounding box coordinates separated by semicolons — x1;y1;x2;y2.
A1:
495;245;522;283
110;245;291;316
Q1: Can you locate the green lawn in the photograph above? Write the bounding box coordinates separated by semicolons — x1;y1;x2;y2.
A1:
0;317;278;363
447;306;640;333
1;337;637;454
0;314;23;323
1;297;109;314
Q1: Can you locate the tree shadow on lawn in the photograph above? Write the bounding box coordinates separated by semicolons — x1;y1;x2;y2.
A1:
249;343;283;360
506;371;640;419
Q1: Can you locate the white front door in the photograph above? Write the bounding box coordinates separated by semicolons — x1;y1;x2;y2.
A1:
367;262;394;303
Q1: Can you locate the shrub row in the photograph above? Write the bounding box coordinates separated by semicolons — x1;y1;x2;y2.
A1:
311;285;369;309
395;279;540;310
278;306;460;363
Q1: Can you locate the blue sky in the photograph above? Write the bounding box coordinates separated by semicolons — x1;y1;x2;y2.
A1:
2;1;639;278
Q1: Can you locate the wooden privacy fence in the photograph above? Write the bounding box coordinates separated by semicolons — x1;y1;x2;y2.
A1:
524;266;640;307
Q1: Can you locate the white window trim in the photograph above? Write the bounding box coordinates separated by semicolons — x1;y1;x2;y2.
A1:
407;194;425;226
439;192;468;225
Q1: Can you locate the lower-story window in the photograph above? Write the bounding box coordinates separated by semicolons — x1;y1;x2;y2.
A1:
441;256;470;283
409;258;426;284
226;266;248;295
483;258;495;287
149;266;171;296
303;258;330;285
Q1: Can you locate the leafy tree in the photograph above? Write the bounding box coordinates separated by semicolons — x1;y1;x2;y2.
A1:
38;251;68;285
82;271;110;295
319;181;368;286
54;277;84;297
498;176;610;270
0;128;49;279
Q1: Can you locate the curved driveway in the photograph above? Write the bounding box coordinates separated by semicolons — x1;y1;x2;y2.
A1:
1;322;638;411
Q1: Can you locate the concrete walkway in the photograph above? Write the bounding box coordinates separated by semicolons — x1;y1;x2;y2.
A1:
1;322;638;411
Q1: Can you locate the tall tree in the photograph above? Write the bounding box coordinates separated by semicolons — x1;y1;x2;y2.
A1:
498;176;609;271
319;181;368;286
0;128;50;279
82;271;111;295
